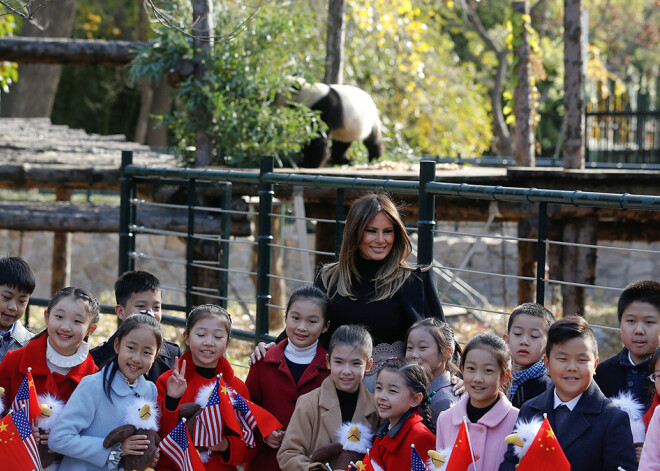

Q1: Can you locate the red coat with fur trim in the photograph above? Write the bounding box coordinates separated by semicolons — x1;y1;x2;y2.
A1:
0;333;98;405
244;339;329;471
156;352;256;470
369;411;435;471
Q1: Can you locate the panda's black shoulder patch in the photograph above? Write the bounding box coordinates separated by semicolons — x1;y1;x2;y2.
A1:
310;87;344;131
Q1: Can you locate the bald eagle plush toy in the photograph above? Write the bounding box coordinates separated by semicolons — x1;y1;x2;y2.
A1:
103;397;160;471
310;422;374;470
37;393;66;469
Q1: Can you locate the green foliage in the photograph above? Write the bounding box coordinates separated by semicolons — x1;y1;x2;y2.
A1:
130;3;327;167
0;13;18;93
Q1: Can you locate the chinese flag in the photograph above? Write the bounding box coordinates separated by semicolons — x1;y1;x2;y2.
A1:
11;369;40;423
356;449;376;471
216;375;245;437
446;420;476;471
516;416;570;471
0;410;41;471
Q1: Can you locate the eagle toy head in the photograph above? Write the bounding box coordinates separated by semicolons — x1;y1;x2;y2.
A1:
123;397;159;432
504;416;544;460
611;391;646;443
336;422;374;454
425;447;453;471
37;393;65;431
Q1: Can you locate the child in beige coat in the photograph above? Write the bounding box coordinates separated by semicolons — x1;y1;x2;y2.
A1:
277;325;379;471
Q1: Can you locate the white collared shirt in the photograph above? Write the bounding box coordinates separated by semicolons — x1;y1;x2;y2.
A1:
553;390;582;411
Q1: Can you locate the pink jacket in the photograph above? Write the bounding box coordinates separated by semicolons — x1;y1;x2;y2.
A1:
640;405;660;471
436;392;518;471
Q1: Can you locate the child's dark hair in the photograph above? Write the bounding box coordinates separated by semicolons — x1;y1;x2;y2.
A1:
33;287;100;341
115;270;161;307
406;318;461;374
0;256;35;295
617;280;660;322
507;302;555;332
285;285;330;322
377;358;434;432
186;304;232;336
103;313;163;402
546;315;598;358
328;324;373;359
462;332;512;393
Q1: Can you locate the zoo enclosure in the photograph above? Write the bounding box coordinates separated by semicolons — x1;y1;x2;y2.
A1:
115;152;660;344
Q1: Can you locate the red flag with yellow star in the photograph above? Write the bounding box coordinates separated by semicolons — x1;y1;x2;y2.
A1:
446;419;476;471
516;416;570;471
0;409;42;470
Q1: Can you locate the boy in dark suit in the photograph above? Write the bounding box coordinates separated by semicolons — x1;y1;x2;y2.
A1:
499;315;637;471
91;270;181;382
504;302;555;408
595;280;660;407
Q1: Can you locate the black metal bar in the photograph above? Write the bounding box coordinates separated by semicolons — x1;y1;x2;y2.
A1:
335;188;345;260
118;150;134;275
218;183;231;309
256;156;274;343
185;179;196;315
536;202;548;305
417;160;436;266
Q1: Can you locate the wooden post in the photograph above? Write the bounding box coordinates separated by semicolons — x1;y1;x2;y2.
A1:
512;1;535;167
517;219;536;303
563;0;585;169
560;217;596;315
51;188;73;294
192;0;214;167
324;0;345;85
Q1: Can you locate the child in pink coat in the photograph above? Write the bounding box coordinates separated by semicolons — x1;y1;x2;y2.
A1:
640;405;660;471
436;333;518;471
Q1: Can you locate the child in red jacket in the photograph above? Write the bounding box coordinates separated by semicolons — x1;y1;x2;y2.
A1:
369;358;436;471
157;304;256;471
245;285;330;471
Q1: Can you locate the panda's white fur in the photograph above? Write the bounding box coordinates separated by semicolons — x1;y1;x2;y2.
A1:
286;79;381;143
37;393;66;431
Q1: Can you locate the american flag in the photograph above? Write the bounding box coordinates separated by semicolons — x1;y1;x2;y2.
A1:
160;419;204;471
194;378;223;448
12;370;39;422
11;408;41;471
411;444;429;471
344;463;358;471
231;391;257;448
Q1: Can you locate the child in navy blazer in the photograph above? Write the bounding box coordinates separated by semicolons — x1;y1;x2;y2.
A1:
245;285;331;471
499;316;638;471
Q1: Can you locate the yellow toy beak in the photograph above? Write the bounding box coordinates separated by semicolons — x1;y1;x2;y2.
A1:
0;387;5;395
40;403;52;418
505;433;524;447
139;403;152;420
428;449;446;467
347;425;361;442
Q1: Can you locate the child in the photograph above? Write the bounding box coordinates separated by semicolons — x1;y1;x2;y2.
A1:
370;358;436;470
48;313;162;470
277;324;379;471
438;333;518;471
640;393;660;470
157;304;255;470
596;280;660;407
643;347;660;429
405;318;460;422
499;316;638;471
0;286;99;407
0;255;36;361
503;303;555;408
245;285;331;471
91;270;181;382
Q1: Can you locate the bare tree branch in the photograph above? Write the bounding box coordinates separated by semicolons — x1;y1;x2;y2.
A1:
144;0;270;42
0;0;50;29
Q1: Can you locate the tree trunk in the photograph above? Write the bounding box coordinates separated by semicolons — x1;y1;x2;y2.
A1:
0;38;141;66
146;80;173;148
517;219;536;303
0;0;79;117
51;188;73;295
560;217;596;315
512;1;535;166
192;0;214;166
324;0;345;84
563;0;585;169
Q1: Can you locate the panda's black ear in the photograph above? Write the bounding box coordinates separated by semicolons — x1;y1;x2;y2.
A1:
291;80;303;92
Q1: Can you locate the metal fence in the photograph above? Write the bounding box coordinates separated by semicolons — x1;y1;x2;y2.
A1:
115;152;660;346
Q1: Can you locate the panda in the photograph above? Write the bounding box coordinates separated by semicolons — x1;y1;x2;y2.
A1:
278;78;384;168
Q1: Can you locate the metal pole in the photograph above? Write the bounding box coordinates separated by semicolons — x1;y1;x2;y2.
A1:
535;202;548;305
417;160;436;266
335;188;345;260
185;179;196;314
256;156;274;343
118;150;134;275
218;183;231;309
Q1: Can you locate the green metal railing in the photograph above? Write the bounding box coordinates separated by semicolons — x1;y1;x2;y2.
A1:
115;153;660;344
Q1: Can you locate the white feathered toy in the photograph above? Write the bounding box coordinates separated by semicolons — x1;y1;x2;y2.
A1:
611;391;646;444
503;416;545;460
310;422;374;470
36;393;66;469
103;397;160;471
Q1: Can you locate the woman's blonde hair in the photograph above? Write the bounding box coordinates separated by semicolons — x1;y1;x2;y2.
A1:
320;192;415;302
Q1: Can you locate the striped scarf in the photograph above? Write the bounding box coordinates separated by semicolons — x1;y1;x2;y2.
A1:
508;360;547;400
